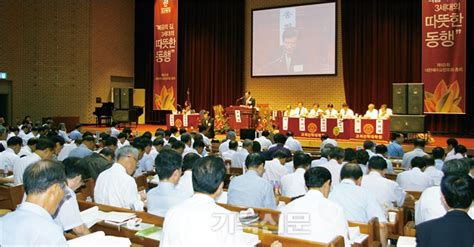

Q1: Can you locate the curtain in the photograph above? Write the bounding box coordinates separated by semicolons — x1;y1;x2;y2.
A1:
135;0;244;124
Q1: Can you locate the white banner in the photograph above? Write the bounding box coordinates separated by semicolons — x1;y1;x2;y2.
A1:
337;119;344;133
235;110;241;123
320;118;327;132
169;114;175;126
183;114;188;127
376;120;383;134
355;118;361;133
299;118;305;131
282;117;289;131
272;110;277;120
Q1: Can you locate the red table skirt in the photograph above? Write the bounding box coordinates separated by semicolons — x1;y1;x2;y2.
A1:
166;114;201;131
276;117;391;141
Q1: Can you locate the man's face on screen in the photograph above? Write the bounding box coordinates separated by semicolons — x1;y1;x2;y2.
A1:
283;37;297;56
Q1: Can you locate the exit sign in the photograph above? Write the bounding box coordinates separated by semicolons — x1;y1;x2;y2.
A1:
0;72;6;79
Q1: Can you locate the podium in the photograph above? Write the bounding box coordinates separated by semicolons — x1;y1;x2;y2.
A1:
225;105;257;133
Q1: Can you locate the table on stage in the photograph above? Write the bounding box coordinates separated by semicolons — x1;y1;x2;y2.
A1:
276;117;391;141
166;114;201;130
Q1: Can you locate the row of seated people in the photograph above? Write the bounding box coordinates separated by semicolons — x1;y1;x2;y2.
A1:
283;103;392;120
1;147;472;246
0;120;473;246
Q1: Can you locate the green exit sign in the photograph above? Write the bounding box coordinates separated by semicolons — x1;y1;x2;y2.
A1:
0;72;7;79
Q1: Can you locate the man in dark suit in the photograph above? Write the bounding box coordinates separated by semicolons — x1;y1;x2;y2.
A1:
243;91;256;108
416;174;474;247
199;110;214;139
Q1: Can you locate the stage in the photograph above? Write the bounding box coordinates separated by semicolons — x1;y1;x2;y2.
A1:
83;124;474;152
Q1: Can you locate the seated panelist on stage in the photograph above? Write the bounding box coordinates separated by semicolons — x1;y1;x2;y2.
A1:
307;103;324;118
324;104;338;118
378;104;392;119
364;103;379;119
293;102;309;118
284;105;295;117
339;103;354;119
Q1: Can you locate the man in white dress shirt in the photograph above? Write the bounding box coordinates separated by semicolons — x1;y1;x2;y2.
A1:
176;153;201;197
110;121;120;138
192;139;206;157
423;156;444;186
432;147;445;171
281;153;311;198
397;157;433;191
402;139;428;169
18;137;37;158
262;150;289;183
54;157;90;236
222;140;238;161
318;147;345;188
324;104;338;118
444;144;467;162
0;136;22;173
362;156;407;211
415;159;474;225
364;140;376;158
14;138;55;185
162;156;250;246
255;130;272;151
307;103;324;118
284;131;303;152
0;160;68;246
329;164;388;247
279;166;350;245
320;134;337;150
293;102;308;117
444;138;458;160
339;103;354;119
375;144;394;174
179;133;195;158
57;123;71;143
378;104;392;119
311;145;332;168
147;149;190;217
94;146;145;210
364;103;379;119
231;139;252;168
219;131;237;156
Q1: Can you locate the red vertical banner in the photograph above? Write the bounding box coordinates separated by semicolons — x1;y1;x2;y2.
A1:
422;0;466;114
153;0;178;110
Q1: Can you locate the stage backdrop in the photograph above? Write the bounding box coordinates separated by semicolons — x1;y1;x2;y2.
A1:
422;0;466;114
136;0;244;124
153;0;178;111
342;0;473;134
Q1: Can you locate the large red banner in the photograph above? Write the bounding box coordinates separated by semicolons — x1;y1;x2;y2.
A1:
422;0;466;114
153;0;178;110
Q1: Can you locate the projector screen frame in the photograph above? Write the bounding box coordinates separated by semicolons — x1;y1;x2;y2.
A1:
251;0;337;77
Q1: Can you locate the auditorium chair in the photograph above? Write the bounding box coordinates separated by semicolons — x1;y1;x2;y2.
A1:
348;218;381;247
0;185;24;210
258;233;345;247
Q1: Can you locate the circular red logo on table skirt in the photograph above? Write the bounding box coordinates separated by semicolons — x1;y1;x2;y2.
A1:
308;123;318;133
363;124;374;135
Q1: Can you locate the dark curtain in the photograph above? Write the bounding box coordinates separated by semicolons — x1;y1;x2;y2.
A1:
342;0;473;135
135;0;244;124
